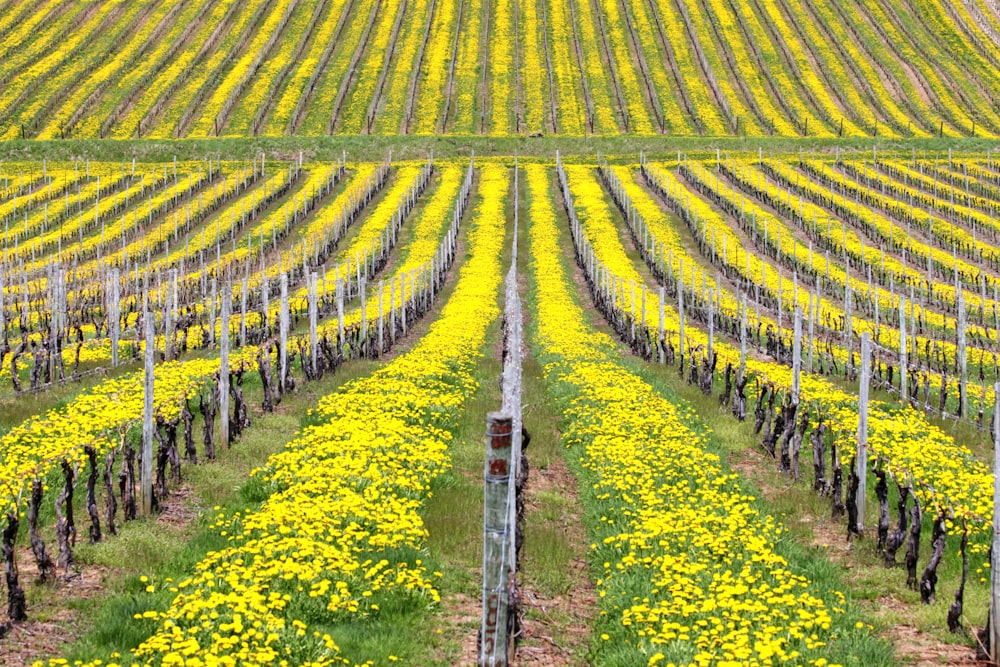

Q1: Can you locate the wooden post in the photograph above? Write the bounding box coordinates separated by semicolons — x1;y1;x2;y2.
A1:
754;284;761;335
480;411;513;667
49;265;58;380
209;279;217;348
899;297;908;402
793;307;802;405
110;268;120;367
220;285;230;449
261;262;270;330
959;291;968;418
777;268;783;332
337;278;345;353
857;332;871;535
279;274;289;394
991;381;1000;663
239;278;248;348
309;272;318;375
874;287;880;343
678;282;685;354
141;310;154;516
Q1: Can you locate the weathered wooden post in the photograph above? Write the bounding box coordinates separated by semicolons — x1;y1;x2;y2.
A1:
209;278;217;348
777;268;783;332
110;268;120;367
857;332;871;535
141;308;154;516
678;281;685;355
49;265;59;380
959;291;968;417
793;307;802;404
261;260;270;330
220;284;231;449
309;272;318;375
337;277;345;353
480;411;512;667
900;297;908;401
239;278;248;348
991;381;1000;663
279;274;289;394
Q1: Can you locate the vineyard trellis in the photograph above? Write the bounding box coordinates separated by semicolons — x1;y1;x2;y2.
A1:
10;4;1000;667
479;161;524;666
9;147;1000;664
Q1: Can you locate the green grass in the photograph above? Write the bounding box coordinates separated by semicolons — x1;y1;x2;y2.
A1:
422;324;504;590
53;356;383;663
516;296;587;600
419;171;516;664
602;150;991;650
0;134;997;163
13;158;496;667
523;180;897;665
638;361;988;651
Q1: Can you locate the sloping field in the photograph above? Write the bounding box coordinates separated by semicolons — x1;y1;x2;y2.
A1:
1;0;1000;138
4;0;1000;665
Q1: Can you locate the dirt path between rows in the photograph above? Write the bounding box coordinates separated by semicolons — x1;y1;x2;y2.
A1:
515;449;596;667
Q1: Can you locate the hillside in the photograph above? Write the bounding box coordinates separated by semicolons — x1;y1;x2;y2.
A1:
2;0;1000;139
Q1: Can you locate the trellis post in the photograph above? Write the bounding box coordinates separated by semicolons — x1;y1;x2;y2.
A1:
959;291;968;417
899;297;908;402
792;307;802;405
857;332;871;535
220;284;230;449
279;274;289;394
309;272;318;375
480;411;512;667
991;381;1000;663
141;309;154;516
